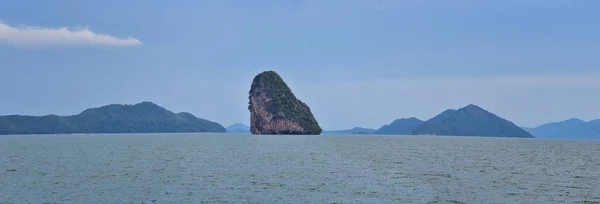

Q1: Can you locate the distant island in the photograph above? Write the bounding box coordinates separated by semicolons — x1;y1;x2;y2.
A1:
523;118;600;139
375;117;424;135
226;123;250;133
371;105;533;138
323;127;376;135
0;102;226;135
248;71;322;135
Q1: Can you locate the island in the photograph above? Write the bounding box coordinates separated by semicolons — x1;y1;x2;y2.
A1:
0;102;226;135
524;118;600;139
248;71;322;135
375;117;424;135
226;123;250;133
412;104;534;138
323;127;376;135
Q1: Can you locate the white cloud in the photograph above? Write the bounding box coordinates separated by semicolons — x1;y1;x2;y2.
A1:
0;21;141;47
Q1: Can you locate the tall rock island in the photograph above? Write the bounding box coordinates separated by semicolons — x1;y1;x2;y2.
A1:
248;71;322;135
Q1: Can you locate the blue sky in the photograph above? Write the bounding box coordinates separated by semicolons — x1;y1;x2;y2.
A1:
1;0;599;130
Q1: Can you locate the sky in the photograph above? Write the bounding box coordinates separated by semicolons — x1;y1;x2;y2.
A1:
1;0;599;130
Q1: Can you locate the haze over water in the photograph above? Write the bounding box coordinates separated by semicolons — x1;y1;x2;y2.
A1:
1;134;599;203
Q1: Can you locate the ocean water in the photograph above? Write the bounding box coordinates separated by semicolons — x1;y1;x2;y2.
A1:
1;134;599;204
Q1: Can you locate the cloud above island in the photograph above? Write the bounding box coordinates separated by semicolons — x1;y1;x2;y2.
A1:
0;21;142;47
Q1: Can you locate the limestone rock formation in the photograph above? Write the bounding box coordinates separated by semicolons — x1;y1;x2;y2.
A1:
248;71;322;135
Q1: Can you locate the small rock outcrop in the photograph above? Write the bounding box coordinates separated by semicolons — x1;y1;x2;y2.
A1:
248;71;322;135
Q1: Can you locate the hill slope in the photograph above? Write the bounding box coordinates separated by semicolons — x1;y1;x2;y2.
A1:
526;118;600;139
526;118;585;138
375;117;423;135
412;104;534;138
0;102;226;135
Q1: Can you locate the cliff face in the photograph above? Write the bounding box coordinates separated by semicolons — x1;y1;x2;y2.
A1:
248;71;322;135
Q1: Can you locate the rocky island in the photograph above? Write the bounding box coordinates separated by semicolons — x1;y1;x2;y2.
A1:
248;71;322;135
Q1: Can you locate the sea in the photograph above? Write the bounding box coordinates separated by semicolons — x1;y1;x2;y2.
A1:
1;134;599;204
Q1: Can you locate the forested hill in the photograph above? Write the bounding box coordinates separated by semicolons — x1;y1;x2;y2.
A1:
0;102;226;135
412;104;534;138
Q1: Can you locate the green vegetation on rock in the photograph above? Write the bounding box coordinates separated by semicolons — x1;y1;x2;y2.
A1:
249;71;322;134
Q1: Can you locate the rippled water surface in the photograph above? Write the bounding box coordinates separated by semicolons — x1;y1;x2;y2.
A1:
1;134;600;203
